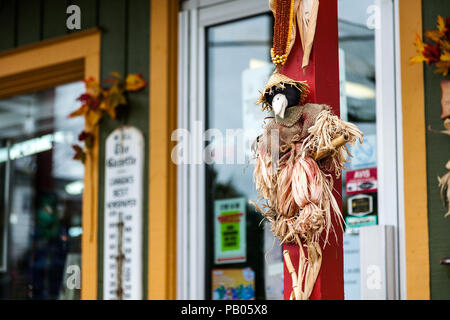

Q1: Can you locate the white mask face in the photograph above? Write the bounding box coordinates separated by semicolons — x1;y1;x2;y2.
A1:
272;93;288;119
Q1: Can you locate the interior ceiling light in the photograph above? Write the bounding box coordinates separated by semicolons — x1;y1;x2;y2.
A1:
345;81;376;100
249;58;270;69
65;180;84;195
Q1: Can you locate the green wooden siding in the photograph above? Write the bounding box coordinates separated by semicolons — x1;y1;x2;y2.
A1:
70;0;98;31
17;0;42;46
0;0;150;299
0;0;16;51
422;0;450;300
42;0;70;39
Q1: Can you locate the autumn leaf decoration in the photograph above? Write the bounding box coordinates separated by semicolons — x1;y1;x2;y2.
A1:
69;73;147;163
411;15;450;76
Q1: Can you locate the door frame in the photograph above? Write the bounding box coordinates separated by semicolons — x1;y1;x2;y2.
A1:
374;0;402;299
395;0;430;300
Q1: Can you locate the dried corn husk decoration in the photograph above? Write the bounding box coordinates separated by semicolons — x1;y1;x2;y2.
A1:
251;76;363;299
297;0;319;70
270;0;297;69
269;0;319;70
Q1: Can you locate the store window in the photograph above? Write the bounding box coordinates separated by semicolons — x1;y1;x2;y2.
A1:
338;0;386;300
181;0;397;300
205;13;283;300
338;0;377;196
0;82;85;300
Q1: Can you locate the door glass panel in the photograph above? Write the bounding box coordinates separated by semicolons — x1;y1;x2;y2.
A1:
206;14;283;300
205;0;382;300
0;81;85;300
338;0;379;300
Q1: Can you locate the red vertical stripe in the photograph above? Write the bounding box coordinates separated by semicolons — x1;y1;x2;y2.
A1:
282;0;344;300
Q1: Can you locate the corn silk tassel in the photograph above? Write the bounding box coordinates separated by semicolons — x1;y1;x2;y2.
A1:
251;109;363;300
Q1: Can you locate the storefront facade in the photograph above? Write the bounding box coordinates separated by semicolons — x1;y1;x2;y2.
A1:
0;0;448;300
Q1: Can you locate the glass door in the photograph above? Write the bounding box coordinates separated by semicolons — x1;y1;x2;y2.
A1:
178;0;279;300
205;13;277;300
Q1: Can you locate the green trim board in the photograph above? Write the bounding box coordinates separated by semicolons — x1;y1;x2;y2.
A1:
96;0;128;299
126;0;150;300
422;0;450;300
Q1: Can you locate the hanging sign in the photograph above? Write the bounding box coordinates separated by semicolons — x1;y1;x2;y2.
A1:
214;198;246;264
346;168;378;195
103;126;144;300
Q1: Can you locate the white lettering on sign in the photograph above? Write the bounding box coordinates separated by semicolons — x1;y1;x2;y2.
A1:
354;170;371;179
103;126;144;300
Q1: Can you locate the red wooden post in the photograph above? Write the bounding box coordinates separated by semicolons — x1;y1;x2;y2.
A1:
281;0;344;300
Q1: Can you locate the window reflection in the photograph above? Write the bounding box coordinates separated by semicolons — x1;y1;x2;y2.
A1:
206;14;285;300
338;0;378;300
0;82;85;300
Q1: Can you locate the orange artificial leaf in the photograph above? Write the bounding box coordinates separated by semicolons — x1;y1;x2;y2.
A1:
425;30;442;43
410;54;427;65
414;33;426;52
100;100;116;120
85;108;103;127
408;17;450;75
84;77;102;98
78;131;95;149
100;85;126;119
69;104;88;118
125;73;147;91
110;72;122;79
440;39;450;51
441;50;450;62
73;145;86;163
104;78;119;85
437;15;446;34
435;61;450;76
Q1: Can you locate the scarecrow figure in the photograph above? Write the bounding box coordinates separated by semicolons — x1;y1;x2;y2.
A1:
251;72;363;300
